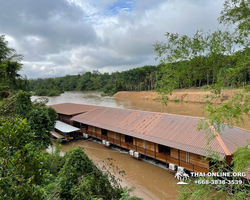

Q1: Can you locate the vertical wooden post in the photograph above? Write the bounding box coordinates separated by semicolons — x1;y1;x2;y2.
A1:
154;143;156;159
135;138;137;151
120;135;121;147
166;155;168;168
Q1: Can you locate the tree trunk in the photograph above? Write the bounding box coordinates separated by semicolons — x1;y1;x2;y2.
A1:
207;73;210;86
245;69;247;86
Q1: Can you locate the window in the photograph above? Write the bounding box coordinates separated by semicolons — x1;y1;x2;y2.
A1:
158;145;170;154
101;129;107;136
80;123;88;130
125;135;133;143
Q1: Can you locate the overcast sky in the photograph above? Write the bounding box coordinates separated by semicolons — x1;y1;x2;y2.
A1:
0;0;225;79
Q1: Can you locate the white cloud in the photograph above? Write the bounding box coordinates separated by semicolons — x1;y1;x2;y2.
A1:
0;0;225;78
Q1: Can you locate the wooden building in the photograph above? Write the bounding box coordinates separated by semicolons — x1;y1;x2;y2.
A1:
49;103;99;125
50;103;250;174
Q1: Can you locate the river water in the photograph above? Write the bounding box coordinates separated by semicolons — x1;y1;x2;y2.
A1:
32;91;249;200
31;91;206;117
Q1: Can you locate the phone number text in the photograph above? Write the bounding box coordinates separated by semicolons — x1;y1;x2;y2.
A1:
194;180;243;185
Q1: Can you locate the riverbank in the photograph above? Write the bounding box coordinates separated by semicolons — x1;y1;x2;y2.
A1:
113;89;241;104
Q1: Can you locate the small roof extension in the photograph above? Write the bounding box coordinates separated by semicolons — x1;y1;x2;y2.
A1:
49;103;100;116
55;120;80;133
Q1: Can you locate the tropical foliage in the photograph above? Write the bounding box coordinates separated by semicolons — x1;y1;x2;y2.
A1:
0;35;28;99
154;0;250;199
0;119;50;200
28;65;162;96
0;119;140;200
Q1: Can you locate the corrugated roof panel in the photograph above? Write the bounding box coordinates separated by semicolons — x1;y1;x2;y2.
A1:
117;111;143;129
97;108;132;127
83;107;109;122
55;120;80;133
128;113;163;134
220;126;250;154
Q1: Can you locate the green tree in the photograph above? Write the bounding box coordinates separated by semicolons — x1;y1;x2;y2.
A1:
27;107;57;149
57;147;124;200
0;35;27;95
0;119;50;200
154;0;250;199
0;90;32;123
219;0;250;36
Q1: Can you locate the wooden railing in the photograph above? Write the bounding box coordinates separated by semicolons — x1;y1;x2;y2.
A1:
85;130;209;173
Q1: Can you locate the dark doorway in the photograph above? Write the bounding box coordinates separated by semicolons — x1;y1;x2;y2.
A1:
158;144;170;155
125;135;133;143
80;123;88;130
101;129;108;136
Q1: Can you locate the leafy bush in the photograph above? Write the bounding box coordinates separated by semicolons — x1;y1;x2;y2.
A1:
48;90;61;96
27;106;57;149
0;119;50;200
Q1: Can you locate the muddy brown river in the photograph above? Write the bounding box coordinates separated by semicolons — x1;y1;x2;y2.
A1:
32;91;250;200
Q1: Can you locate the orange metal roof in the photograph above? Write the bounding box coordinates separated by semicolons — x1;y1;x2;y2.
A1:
219;125;250;155
49;103;100;116
70;106;250;158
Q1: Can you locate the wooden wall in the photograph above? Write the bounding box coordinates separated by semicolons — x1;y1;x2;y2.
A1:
133;138;136;146
96;127;101;134
58;114;71;124
121;134;125;142
116;133;121;140
170;148;209;169
171;148;178;159
225;155;233;164
88;125;94;132
180;150;186;161
146;141;155;151
136;139;144;148
189;153;209;169
108;131;115;139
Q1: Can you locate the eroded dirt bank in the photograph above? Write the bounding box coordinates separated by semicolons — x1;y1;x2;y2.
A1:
113;89;241;104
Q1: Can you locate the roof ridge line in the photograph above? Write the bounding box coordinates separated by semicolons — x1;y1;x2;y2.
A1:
209;124;231;155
